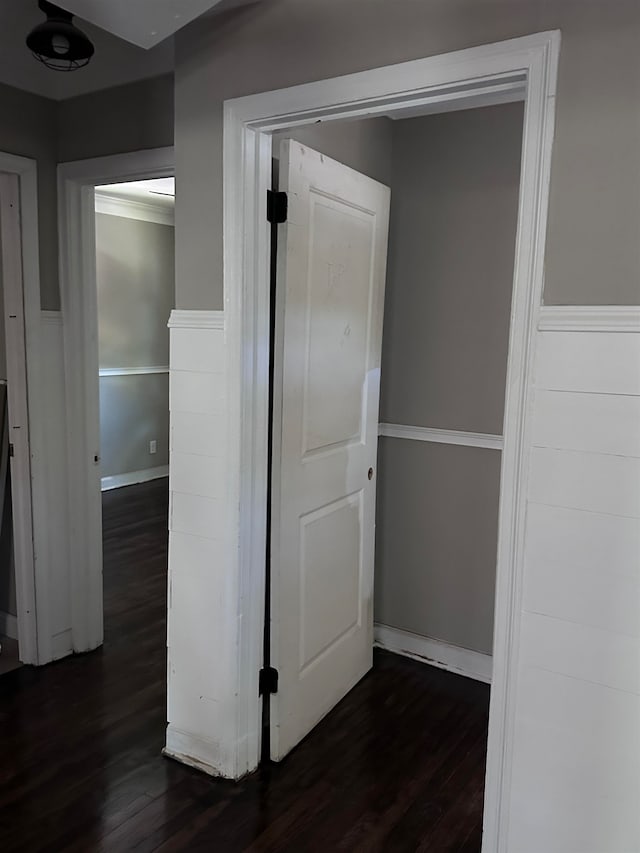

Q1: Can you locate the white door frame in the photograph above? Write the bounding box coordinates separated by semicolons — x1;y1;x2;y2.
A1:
223;31;560;850
0;154;45;665
57;147;174;653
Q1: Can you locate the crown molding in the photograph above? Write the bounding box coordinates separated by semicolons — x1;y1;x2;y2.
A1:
95;192;174;227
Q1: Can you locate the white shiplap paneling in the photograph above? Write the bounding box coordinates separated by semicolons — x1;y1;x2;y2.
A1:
509;667;640;853
170;411;226;458
511;315;640;853
528;446;640;519
166;310;230;778
532;389;640;458
524;503;640;637
520;610;640;695
535;331;640;396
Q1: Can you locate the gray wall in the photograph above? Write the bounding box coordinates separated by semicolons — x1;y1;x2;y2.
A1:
96;212;175;479
272;117;393;186
57;73;174;163
375;441;501;654
0;82;58;310
376;105;523;655
174;0;640;309
380;104;524;435
0;73;173;312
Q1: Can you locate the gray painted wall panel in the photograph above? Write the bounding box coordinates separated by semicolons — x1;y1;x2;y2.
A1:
96;213;174;479
0;82;58;310
174;0;640;308
96;214;174;368
99;373;170;478
272;117;394;186
380;105;523;435
375;439;500;655
57;73;174;163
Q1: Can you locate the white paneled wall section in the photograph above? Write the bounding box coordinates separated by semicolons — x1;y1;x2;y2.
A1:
507;306;640;853
164;309;231;775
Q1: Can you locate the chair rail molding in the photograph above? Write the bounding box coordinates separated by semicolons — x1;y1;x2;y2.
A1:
99;366;169;377
379;423;503;450
168;310;224;330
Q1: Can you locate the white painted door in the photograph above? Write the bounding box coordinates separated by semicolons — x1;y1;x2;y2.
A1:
270;140;390;760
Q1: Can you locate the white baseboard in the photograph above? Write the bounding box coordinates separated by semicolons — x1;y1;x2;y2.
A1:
101;465;169;491
163;724;235;779
374;623;492;684
0;610;18;640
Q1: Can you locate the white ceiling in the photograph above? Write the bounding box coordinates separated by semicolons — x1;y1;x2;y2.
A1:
97;177;175;209
63;0;228;49
0;0;261;101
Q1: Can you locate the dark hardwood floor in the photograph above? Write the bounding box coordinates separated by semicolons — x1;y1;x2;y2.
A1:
0;479;489;852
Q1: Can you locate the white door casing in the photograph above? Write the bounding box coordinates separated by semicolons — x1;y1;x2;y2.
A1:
0;172;38;663
270;140;390;760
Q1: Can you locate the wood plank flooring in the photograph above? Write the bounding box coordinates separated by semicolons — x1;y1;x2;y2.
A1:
0;479;489;852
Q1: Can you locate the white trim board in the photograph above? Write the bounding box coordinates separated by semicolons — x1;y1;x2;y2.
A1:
0;611;18;641
0;155;44;666
99;366;169;377
168;310;224;330
538;305;640;333
374;624;493;684
95;192;174;227
379;423;503;450
101;465;169;491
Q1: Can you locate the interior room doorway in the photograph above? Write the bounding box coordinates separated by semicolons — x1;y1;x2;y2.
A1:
266;92;524;784
57;147;175;655
92;176;175;650
219;32;560;851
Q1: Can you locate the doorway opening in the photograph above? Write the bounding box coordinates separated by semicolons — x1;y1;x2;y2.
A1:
93;176;175;651
220;31;559;850
262;100;524;832
57;146;175;657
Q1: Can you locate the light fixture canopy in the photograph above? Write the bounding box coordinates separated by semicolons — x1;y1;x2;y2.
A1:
26;0;94;71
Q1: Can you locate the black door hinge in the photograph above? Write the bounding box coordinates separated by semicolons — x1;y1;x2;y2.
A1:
267;190;288;224
8;443;14;458
259;666;279;696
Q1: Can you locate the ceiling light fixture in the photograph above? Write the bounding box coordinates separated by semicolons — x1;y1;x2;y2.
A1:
26;1;95;71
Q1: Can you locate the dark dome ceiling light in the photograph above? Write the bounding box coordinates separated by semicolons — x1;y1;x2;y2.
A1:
26;1;95;71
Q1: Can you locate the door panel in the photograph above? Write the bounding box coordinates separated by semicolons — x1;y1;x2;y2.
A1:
270;139;390;760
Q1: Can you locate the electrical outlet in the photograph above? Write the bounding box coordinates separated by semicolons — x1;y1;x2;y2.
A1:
149;439;157;455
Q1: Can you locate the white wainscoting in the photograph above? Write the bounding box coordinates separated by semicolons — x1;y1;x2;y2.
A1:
506;306;640;853
164;309;231;777
374;624;492;684
378;422;503;450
